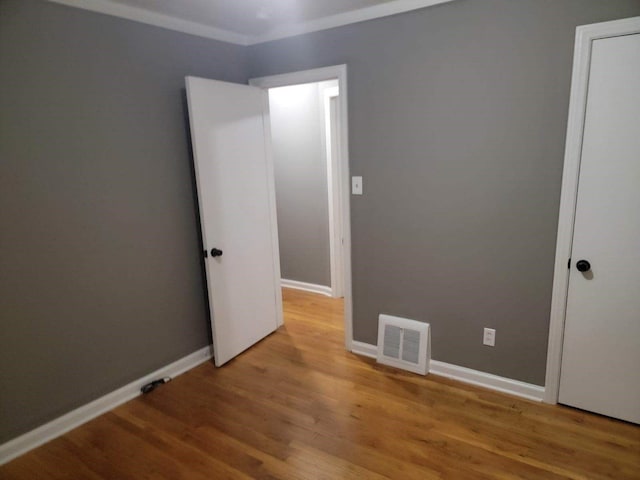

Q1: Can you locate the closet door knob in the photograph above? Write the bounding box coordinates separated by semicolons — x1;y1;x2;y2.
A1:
576;259;591;272
210;248;223;258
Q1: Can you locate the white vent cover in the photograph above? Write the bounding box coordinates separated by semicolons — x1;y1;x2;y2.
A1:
377;314;430;375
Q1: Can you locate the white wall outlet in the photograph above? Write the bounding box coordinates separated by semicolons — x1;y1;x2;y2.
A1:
483;328;496;347
352;176;363;195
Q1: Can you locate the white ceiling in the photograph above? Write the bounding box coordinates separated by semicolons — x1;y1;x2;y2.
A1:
48;0;454;45
111;0;394;35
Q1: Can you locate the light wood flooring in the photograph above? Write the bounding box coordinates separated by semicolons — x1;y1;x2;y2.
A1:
2;288;639;479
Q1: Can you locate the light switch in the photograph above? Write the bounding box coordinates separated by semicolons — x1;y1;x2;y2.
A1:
352;176;363;195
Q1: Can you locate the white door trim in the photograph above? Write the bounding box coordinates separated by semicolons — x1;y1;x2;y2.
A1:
260;90;285;328
544;16;640;404
250;65;354;351
323;86;344;299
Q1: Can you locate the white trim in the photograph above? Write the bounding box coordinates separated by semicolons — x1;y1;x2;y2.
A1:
251;0;455;44
351;341;378;359
250;65;354;352
430;361;545;402
544;16;640;404
46;0;456;46
260;90;286;328
323;85;344;299
281;279;332;297
0;346;213;466
351;342;545;402
46;0;251;45
250;66;347;90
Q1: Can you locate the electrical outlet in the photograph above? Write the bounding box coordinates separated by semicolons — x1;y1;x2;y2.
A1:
352;176;363;195
483;328;496;347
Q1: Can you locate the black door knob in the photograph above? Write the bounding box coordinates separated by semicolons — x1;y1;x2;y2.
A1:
210;248;223;258
576;259;591;272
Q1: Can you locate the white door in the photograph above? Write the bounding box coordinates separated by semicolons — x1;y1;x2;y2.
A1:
559;33;640;423
186;76;282;367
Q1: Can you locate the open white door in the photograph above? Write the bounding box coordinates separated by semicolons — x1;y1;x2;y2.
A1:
186;76;282;367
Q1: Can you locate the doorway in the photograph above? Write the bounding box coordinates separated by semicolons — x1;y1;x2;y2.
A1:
250;65;353;350
267;80;339;298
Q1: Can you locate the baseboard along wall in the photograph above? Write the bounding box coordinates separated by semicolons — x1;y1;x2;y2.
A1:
350;341;545;402
0;345;213;466
281;278;332;296
2;338;546;465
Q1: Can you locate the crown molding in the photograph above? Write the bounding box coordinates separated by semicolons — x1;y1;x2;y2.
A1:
47;0;456;46
46;0;251;45
250;0;455;44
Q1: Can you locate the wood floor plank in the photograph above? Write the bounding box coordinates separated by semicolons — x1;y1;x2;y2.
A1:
1;287;638;479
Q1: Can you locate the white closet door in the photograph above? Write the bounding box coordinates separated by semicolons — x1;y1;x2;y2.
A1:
559;34;640;423
186;76;282;367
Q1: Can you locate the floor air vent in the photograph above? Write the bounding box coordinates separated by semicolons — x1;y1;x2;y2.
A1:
377;314;430;375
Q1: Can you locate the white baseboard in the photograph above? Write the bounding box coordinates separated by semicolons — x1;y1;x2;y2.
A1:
351;341;378;359
281;278;332;297
351;342;545;402
0;345;213;466
429;360;545;402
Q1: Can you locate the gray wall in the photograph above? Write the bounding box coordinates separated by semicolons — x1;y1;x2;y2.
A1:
248;0;640;385
0;0;247;442
269;83;331;287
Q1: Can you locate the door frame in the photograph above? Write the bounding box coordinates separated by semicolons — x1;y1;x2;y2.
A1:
323;85;344;298
544;16;640;404
250;65;354;351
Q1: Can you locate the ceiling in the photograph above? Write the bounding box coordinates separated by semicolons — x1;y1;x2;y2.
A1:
48;0;454;45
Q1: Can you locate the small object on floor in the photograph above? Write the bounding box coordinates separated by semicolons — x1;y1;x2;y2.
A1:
141;377;172;394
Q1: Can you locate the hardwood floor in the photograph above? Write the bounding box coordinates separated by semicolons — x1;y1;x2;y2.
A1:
2;288;639;479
